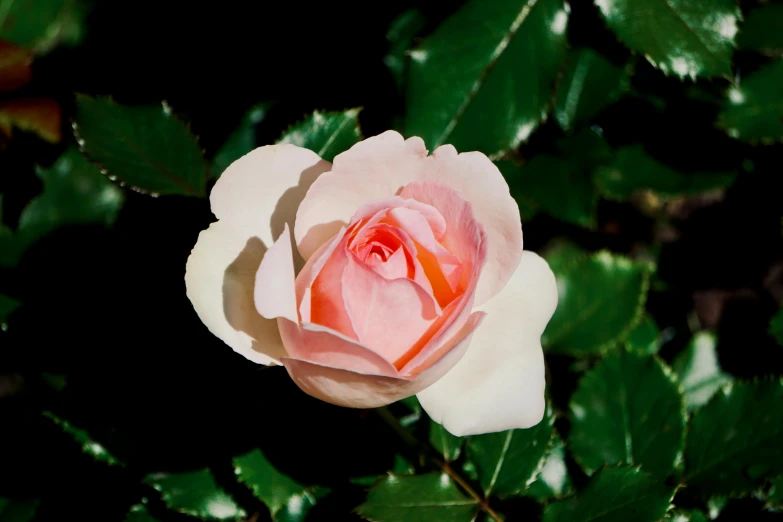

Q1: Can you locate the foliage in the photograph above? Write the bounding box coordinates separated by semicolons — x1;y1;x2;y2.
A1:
2;0;783;520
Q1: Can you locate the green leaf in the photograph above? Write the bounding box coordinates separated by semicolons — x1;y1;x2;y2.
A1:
384;9;426;92
143;469;244;521
429;420;463;462
123;504;162;522
555;127;613;168
718;60;783;143
499;156;596;228
684;380;783;496
355;473;479;522
670;510;709;522
405;0;569;155
467;402;554;497
398;396;423;428
276;109;362;163
543;250;651;355
594;0;739;79
0;293;20;330
0;148;124;268
233;448;310;519
736;4;783;54
73;94;207;197
554;48;629;130
625;314;661;355
771;308;783;346
211;102;272;179
568;350;685;478
542;466;674;522
42;410;122;466
672;332;732;411
0;0;85;54
594;145;736;201
768;476;783;508
527;433;572;500
0;498;38;522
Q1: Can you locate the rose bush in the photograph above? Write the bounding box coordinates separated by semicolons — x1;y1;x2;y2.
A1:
185;131;557;436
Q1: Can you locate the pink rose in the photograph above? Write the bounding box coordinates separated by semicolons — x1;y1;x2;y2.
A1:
185;131;557;436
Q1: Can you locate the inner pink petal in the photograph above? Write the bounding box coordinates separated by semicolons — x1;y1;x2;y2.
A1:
341;251;440;368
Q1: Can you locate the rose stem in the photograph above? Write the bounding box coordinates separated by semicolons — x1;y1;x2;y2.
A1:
374;406;505;522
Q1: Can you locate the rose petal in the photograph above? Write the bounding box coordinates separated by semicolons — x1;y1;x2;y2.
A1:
294;131;521;304
342;251;440;367
211;144;330;269
281;312;485;408
416;251;558;436
254;223;298;323
295;228;346;323
278;319;400;377
185;220;286;365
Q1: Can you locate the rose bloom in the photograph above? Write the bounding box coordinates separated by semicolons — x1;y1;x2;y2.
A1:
185;131;557;436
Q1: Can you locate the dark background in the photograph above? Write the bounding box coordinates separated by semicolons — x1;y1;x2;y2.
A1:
2;0;783;520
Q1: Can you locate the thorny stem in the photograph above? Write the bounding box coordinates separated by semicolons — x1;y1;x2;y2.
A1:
375;407;504;522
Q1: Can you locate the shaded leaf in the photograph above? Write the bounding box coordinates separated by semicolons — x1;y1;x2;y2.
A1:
555;48;629;130
527;433;572;500
768;476;783;508
0;0;85;54
143;469;245;521
684;379;783;496
670;510;709;522
384;9;426;92
0;98;61;143
73;94;207;196
594;146;736;201
398;396;423;428
625;314;661;355
233;448;310;519
0;147;124;268
211;102;272;179
0;40;31;92
405;0;569;155
672;332;732;411
569;350;685;477
542;466;674;522
543;250;651;355
123;504;162;522
594;0;739;79
277;109;362;162
0;293;20;330
499;156;596;227
718;60;783;143
771;307;783;346
42;410;122;466
736;4;783;55
555;126;613;167
467;402;554;497
355;473;479;522
0;498;38;522
429;419;462;462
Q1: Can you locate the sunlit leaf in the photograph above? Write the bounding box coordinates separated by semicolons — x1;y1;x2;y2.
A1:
718;60;783;143
684;379;783;496
543;250;651;355
74;94;207;196
568;350;685;477
406;0;569;155
594;0;739;79
356;473;479;522
277;109;362;162
672;332;732;410
143;469;245;521
542;465;674;522
555;48;629;130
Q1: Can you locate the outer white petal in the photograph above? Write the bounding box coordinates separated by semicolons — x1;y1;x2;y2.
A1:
416;251;557;436
185;220;287;364
210;144;331;270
